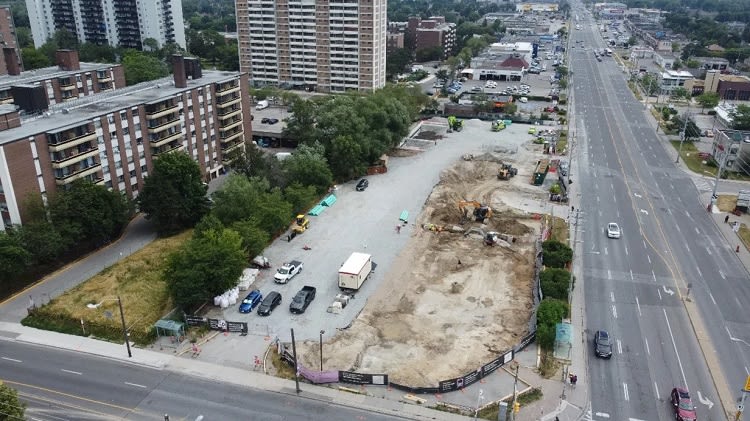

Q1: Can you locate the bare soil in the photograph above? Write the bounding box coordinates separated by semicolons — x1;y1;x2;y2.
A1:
298;158;541;386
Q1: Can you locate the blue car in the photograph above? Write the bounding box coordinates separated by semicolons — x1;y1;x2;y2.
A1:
239;290;263;313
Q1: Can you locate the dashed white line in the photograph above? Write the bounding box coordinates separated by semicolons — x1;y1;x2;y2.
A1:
605;247;608;256
685;244;690;252
707;248;712;256
595;412;610;419
709;292;717;306
124;382;147;389
647;255;651;264
652;270;656;281
719;270;726;280
617;339;622;354
610;292;615;302
695;227;700;234
645;338;650;355
1;357;22;363
685;210;690;218
630;269;634;280
61;369;82;375
676;224;681;232
658;289;662;300
613;195;617;203
623;383;630;401
635;296;642;316
597;195;600;202
736;297;742;307
746;366;749;376
599;210;602;217
654;383;660;399
617;210;620;218
696;267;703;277
643;240;647;249
608;270;612;279
625;246;629;255
612;305;618;319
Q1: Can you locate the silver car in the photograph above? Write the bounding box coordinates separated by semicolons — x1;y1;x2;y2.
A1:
606;223;621;239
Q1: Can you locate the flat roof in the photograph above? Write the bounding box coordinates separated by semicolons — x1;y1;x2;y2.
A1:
339;252;371;274
0;62;121;89
1;71;243;145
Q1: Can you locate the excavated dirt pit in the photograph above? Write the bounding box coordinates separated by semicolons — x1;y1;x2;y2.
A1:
297;159;541;386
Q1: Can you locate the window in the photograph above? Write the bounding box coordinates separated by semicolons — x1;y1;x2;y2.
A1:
108;115;115;124
129;169;136;177
120;111;127;120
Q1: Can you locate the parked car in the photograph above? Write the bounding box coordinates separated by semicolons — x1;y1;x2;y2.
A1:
559;161;569;176
261;118;270;124
238;290;263;313
267;118;279;124
671;387;697;421
594;330;613;358
528;127;537;134
606;222;621;239
289;286;317;314
356;178;369;191
257;291;282;316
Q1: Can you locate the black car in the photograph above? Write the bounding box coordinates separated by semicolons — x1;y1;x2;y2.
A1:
267;118;279;124
257;291;282;316
594;330;613;358
261;117;270;124
356;178;369;191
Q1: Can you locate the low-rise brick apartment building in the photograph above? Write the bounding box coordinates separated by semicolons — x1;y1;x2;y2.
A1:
0;5;21;76
0;56;252;230
406;16;456;58
0;50;125;108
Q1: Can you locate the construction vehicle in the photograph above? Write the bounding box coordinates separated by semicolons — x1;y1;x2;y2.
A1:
458;200;493;223
292;214;310;234
497;163;518;180
491;120;506;131
447;116;464;132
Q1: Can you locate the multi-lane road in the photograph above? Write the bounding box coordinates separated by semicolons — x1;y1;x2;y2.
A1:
571;5;750;420
0;340;415;420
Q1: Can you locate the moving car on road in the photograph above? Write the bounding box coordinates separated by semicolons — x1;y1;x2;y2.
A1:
594;330;613;359
356;178;369;191
238;290;263;313
606;222;621;239
257;291;282;316
671;387;697;421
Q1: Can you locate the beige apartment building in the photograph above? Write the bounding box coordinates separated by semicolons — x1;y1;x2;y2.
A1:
236;0;387;93
0;56;252;229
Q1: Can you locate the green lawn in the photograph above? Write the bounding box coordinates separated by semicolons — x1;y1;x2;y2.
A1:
669;141;750;181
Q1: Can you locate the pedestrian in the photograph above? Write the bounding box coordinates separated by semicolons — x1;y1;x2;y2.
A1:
571;374;578;386
725;215;730;224
395;225;401;234
457;259;462;266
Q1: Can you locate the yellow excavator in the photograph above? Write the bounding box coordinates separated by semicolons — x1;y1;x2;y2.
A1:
458;200;493;223
292;214;310;234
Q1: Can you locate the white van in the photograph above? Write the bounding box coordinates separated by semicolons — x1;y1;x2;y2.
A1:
519;97;528;103
256;100;269;110
275;152;292;160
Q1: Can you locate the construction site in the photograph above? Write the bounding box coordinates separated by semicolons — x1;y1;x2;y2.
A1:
297;119;563;386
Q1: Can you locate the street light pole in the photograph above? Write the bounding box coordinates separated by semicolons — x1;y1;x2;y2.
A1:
675;106;691;164
710;141;730;212
319;330;325;371
117;296;132;358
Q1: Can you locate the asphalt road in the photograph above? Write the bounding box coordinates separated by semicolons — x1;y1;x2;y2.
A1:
569;4;738;420
0;341;414;421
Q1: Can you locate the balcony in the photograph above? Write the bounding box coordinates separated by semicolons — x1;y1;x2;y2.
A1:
146;103;179;119
219;119;243;132
218;107;241;118
60;84;76;91
216;83;240;95
51;148;99;169
97;73;113;82
222;141;245;158
48;132;97;152
152;142;184;156
220;130;243;143
0;96;13;105
216;95;242;108
147;114;181;132
55;163;102;186
150;131;183;148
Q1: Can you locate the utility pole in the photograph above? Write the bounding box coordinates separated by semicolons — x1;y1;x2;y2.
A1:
675;105;691;164
568;208;581;308
117;296;132;358
291;328;301;394
710;139;730;212
509;364;520;421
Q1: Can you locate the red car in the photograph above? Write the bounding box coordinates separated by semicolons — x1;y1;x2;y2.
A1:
671;387;697;421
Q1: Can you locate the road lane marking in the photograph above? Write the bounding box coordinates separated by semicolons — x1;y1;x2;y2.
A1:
675;224;681;232
1;379;139;413
707;248;712;256
617;339;622;354
709;292;717;306
597;195;600;202
685;210;690;218
625;246;628;255
611;183;614;190
607;270;612;279
617;210;620;218
696;267;702;277
613;196;617;203
610;292;615;302
595;412;610;418
658;289;662;300
664;309;689;388
652;270;656;281
695;227;700;234
635;296;642;316
654;382;659;399
61;369;82;375
647;255;651;264
643;240;647;249
623;383;629;401
598;210;602;217
746;366;749;376
604;247;608;256
685;243;690;252
736;297;742;307
1;357;22;363
720;270;726;280
124;382;147;389
630;269;633;280
645;338;650;355
612;305;618;319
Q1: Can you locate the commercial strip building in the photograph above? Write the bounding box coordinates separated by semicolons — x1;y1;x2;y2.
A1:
0;56;252;230
0;6;21;76
25;0;186;49
236;0;386;93
0;50;125;108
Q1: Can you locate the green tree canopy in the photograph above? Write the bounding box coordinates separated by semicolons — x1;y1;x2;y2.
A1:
386;48;411;80
211;175;293;235
697;92;720;111
122;50;169;85
229;219;270;258
541;239;573;268
540;268;570;301
21;47;51;70
165;228;246;310
0;382;26;419
731;104;750;130
283;182;319;215
0;231;32;282
138;152;209;235
282;143;333;194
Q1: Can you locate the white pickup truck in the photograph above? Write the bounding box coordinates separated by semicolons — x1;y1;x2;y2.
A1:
274;260;303;284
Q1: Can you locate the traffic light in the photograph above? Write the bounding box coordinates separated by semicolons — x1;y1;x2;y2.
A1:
514;402;520;413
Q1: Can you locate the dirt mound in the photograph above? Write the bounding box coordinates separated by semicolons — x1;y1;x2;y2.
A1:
297;157;539;386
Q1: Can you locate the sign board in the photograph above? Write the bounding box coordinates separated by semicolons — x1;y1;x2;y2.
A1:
338;371;388;385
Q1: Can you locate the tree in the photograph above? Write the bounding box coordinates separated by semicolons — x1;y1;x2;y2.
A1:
670;87;689;101
731;104;750;130
541;239;573;268
229;220;270;258
540;268;570;300
435;69;449;82
211;175;293;235
122;50;169;85
627;36;637;47
386;48;411;80
165;228;246;310
78;42;118;63
0;231;32;282
283;182;319;215
282;143;333;194
53;28;79;49
536;298;569;350
143;37;159;51
0;382;25;419
697;92;720;111
21;47;51;70
49;180;131;249
503;102;518;114
415;46;443;62
138;152;209;235
15;27;33;48
16;221;66;264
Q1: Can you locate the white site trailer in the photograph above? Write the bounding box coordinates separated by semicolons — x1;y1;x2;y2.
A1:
338;252;373;291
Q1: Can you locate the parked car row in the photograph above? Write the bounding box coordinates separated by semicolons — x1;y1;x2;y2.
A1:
238;286;316;316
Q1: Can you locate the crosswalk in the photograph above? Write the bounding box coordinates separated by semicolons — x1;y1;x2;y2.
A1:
692;177;714;193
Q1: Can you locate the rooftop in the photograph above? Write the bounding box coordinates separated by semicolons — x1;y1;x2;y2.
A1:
0;62;121;89
662;70;693;78
2;70;243;144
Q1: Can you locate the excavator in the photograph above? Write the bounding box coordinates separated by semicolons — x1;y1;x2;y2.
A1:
491;120;506;132
447;116;464;132
497;163;518;180
292;214;310;234
458;200;493;223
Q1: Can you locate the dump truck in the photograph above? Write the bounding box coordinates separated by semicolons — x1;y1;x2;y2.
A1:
274;260;303;284
338;252;374;291
292;214;310;234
